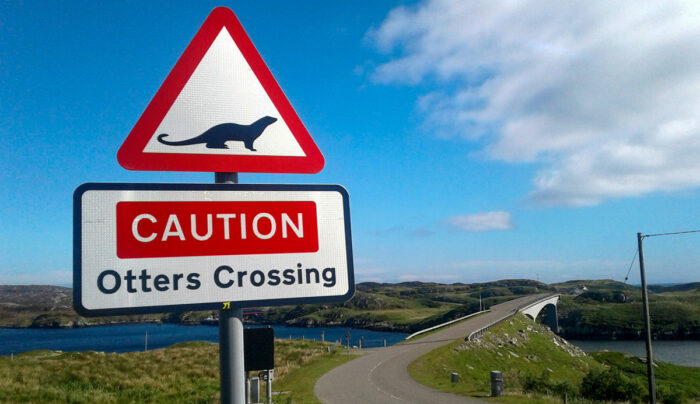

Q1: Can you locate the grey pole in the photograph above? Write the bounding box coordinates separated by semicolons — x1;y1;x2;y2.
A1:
218;172;245;404
637;232;656;404
266;370;272;404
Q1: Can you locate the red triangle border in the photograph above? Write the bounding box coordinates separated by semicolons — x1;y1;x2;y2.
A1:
117;7;324;173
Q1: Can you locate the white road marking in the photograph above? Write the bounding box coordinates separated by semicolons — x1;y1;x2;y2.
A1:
367;347;411;402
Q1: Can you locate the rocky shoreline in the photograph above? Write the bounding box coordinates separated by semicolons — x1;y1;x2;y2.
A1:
558;325;700;340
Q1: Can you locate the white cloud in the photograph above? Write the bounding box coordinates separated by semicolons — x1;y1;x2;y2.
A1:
370;0;700;206
448;259;624;282
398;273;461;282
354;265;395;283
445;211;513;231
354;258;627;283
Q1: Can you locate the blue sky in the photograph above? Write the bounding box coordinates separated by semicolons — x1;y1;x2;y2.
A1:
2;0;700;285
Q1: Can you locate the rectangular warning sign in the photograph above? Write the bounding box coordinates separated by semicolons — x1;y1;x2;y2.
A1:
73;183;354;316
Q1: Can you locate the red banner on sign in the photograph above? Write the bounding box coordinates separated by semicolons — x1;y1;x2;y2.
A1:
116;201;318;258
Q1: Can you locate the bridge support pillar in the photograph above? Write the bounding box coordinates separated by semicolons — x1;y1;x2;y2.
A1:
545;304;558;332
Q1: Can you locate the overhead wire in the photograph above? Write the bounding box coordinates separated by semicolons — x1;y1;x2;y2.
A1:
626;228;700;282
643;229;700;238
623;247;638;283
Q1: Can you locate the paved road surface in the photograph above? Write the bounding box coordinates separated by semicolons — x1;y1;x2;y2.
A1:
315;294;550;404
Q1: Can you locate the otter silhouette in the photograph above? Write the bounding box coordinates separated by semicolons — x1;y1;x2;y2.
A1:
157;116;277;151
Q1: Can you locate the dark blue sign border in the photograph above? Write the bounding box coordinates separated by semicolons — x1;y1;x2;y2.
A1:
73;183;355;317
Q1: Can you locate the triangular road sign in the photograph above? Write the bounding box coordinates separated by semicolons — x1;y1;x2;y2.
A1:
118;7;324;173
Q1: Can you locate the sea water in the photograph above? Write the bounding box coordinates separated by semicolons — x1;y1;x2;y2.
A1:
0;323;407;355
571;339;700;367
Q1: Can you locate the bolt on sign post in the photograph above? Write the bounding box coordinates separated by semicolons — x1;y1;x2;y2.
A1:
75;7;354;404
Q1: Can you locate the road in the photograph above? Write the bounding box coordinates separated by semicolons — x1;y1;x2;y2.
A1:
315;294;550;404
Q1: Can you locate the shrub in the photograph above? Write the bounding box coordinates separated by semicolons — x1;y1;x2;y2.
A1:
580;368;646;403
657;385;688;404
521;371;551;393
520;371;578;399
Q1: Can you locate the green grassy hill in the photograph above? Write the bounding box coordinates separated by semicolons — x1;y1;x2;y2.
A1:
409;313;700;403
409;314;603;399
553;279;700;339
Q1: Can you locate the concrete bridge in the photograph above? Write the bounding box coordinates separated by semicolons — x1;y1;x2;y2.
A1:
316;294;555;404
519;293;560;332
467;293;561;341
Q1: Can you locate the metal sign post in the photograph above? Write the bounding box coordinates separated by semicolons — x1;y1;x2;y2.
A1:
217;172;245;404
219;307;245;404
266;369;273;404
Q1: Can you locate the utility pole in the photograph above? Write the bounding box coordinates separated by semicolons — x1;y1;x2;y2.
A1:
637;232;656;404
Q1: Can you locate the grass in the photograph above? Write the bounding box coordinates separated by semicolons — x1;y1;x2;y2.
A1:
273;346;357;403
561;297;700;332
285;301;463;330
0;339;353;403
0;341;220;403
408;314;604;402
396;311;488;345
591;351;700;402
409;313;700;403
556;281;700;338
340;306;458;323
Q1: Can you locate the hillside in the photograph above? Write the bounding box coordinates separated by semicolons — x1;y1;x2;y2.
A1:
261;279;700;338
409;313;603;399
552;279;700;339
0;285;78;327
0;285;166;328
1;280;699;340
260;279;555;332
409;313;700;403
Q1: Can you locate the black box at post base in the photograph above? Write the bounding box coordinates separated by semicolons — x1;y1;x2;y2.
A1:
244;328;274;371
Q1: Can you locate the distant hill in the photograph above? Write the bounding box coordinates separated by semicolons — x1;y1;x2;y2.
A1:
648;282;700;293
553;278;639;291
0;280;698;339
0;285;73;327
552;279;700;339
262;279;556;332
0;285;72;308
0;285;164;328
